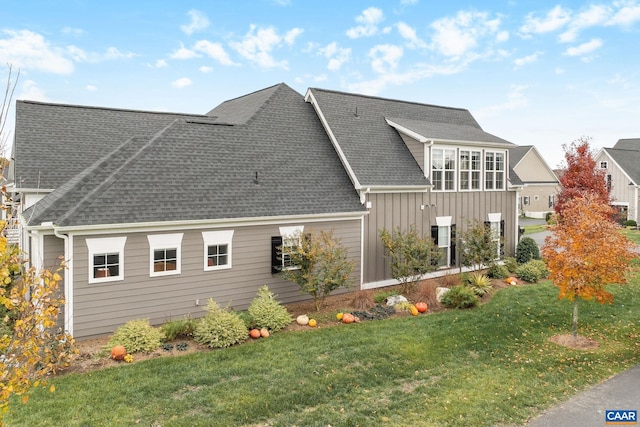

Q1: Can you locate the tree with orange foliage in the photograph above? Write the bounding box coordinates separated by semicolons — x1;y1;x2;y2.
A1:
542;194;636;338
555;136;610;219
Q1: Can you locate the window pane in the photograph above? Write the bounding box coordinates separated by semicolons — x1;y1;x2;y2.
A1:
471;171;480;189
432;170;442;190
445;170;455;190
207;244;229;267
460;171;469;189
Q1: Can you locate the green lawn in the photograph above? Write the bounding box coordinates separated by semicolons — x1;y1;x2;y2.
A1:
6;278;640;427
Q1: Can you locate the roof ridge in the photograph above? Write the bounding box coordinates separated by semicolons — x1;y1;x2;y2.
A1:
309;87;470;113
56;119;182;225
17;99;208;118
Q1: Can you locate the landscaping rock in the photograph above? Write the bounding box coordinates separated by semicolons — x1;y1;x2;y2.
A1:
386;295;408;306
436;287;450;302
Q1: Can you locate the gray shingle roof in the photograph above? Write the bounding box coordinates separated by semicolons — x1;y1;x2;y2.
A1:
604;147;640;185
613;138;640;151
509;145;532;167
12;101;206;189
307;88;515;187
25;84;365;227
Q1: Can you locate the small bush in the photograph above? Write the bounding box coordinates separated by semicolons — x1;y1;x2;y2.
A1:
623;219;637;227
516;237;540;264
440;285;479;309
545;212;553;223
161;317;196;341
247;286;292;332
515;259;549;283
503;257;519;274
487;263;510;279
466;273;492;296
373;290;399;304
194;299;248;349
107;319;164;354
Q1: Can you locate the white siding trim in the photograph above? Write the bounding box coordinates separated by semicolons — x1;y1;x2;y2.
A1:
147;233;183;277
202;230;234;271
86;236;127;284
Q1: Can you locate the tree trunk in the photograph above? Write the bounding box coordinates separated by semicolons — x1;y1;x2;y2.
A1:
572;299;579;338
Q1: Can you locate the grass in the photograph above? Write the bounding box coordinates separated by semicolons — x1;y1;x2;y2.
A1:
522;223;548;235
621;227;640;245
6;277;640;426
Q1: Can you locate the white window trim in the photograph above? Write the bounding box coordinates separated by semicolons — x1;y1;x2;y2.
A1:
488;213;502;258
202;230;234;271
279;225;304;270
459;149;482;192
436;216;452;267
431;147;457;192
484;150;506;191
86;236;127;284
148;233;183;277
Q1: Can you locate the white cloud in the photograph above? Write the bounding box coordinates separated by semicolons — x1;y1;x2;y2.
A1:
170;43;200;60
284;28;304;45
199;65;213;73
346;7;384;38
564;38;603;57
104;47;135;60
369;44;403;74
62;27;85;36
86;85;97;91
514;51;542;68
476;84;529;118
171;77;192;88
609;2;640;25
0;30;74;74
430;11;502;58
401;0;418;4
559;4;610;42
519;5;571;36
66;45;87;62
397;22;427;48
496;30;509;42
193;40;237;66
181;10;210;35
229;25;295;69
154;59;168;68
318;42;351;71
19;80;51;101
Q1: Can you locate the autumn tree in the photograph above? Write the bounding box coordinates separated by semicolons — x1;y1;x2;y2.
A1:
542;194;636;338
279;229;354;311
555;136;610;218
379;225;442;294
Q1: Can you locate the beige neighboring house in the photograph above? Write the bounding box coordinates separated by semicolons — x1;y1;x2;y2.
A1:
594;138;640;223
509;146;560;219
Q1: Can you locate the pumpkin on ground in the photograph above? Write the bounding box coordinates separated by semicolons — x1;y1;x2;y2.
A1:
410;305;419;316
110;345;127;361
260;328;270;338
296;314;309;326
506;277;518;285
341;313;355;324
415;302;428;313
249;328;261;339
308;319;317;327
336;312;343;321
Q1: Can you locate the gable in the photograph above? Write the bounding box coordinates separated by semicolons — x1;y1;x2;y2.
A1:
510;146;558;183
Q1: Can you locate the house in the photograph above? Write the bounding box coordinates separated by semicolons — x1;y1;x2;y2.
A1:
594;138;640;223
509;145;560;219
9;83;522;338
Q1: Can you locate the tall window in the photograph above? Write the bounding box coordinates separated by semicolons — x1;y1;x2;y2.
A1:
148;233;183;276
432;148;456;191
202;230;234;271
431;216;455;267
485;151;505;190
271;225;304;273
459;150;481;191
487;213;502;259
86;236;127;283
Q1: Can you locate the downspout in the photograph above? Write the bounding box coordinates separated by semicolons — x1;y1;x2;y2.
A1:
54;226;73;336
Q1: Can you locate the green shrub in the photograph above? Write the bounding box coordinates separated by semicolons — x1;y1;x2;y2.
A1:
466;273;492;296
516;237;540;264
440;285;479;309
373;290;399;304
503;257;519;274
545;212;553;223
107;319;164;354
161;317;196;341
623;219;637;227
194;299;248;349
487;263;509;279
515;259;549;283
247;285;293;332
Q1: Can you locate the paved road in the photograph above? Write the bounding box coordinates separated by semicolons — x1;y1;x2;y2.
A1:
526;364;640;426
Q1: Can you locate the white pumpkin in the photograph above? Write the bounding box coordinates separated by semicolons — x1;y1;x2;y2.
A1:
296;314;309;326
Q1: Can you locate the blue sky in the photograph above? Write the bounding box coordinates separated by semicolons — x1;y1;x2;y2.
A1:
2;0;640;167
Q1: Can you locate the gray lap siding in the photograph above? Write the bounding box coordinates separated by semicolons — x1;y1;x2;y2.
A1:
70;219;362;338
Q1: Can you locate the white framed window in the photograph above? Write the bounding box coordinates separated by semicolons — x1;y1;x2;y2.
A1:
202;230;234;271
86;236;127;284
148;233;183;277
279;226;304;270
432;148;456;191
485;151;505;190
487;213;502;259
459;150;482;191
435;216;452;267
600;161;608;169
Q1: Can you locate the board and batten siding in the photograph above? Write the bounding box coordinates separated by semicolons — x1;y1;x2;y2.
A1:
362;190;518;284
70;219;361;338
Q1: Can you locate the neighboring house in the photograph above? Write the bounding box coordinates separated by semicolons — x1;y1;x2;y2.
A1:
509;145;560;219
594;138;640;223
9;83;522;338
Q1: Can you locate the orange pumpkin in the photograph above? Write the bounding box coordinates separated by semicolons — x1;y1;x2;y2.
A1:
260;328;270;338
249;328;261;339
506;277;518;285
110;345;127;361
341;313;355;324
415;302;428;313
